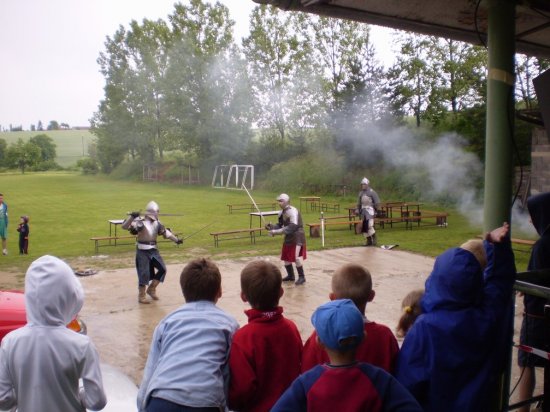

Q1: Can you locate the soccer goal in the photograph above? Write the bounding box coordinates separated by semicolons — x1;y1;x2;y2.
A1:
211;164;254;190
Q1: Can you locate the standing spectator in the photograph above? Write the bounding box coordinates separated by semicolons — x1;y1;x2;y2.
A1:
121;201;182;304
356;178;380;246
0;255;107;412
228;260;303;412
267;194;307;285
17;215;29;255
137;258;239;412
517;192;550;412
272;299;422;412
395;224;515;412
301;263;399;374
0;193;8;255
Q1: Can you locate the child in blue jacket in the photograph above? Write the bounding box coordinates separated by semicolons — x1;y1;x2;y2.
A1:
395;223;516;412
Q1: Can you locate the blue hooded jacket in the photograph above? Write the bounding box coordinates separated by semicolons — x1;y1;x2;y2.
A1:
524;192;550;315
395;238;515;411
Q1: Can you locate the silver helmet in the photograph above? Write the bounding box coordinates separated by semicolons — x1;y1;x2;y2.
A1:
276;193;290;207
145;200;160;220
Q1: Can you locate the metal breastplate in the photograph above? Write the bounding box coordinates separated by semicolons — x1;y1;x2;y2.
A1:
136;220;159;243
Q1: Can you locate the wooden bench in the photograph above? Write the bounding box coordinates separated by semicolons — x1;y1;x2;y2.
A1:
90;235;136;254
90;233;184;254
307;221;359;237
227;203;277;214
320;202;340;213
210;228;264;247
403;210;449;228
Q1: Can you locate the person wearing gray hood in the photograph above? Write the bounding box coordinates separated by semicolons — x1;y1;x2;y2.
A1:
0;255;107;412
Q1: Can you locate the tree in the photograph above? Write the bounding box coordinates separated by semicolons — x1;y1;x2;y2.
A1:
29;134;57;162
387;34;435;127
37;120;43;131
47;120;60;130
5;139;41;173
0;139;7;167
243;6;314;142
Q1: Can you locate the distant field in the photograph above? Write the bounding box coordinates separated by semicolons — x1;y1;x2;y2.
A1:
0;130;95;167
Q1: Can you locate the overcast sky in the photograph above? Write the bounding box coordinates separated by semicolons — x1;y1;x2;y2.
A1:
0;0;394;130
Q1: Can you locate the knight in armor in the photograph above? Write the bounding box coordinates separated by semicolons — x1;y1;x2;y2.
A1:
266;194;307;285
356;177;381;246
122;201;183;304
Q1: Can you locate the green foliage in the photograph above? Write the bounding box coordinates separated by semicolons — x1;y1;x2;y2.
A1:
262;148;345;193
29;134;57;162
0;138;6;166
5;139;41;173
76;158;99;175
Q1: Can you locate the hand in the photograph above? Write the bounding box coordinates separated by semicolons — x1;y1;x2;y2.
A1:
485;222;510;243
175;238;183;245
130;211;140;218
268;230;274;237
265;223;273;230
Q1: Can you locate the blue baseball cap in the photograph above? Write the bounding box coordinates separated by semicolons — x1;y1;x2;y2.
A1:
311;299;365;351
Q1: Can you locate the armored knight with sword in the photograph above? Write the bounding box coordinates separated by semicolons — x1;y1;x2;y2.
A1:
356;177;381;246
122;201;183;304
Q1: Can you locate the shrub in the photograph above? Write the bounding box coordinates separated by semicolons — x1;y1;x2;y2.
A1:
76;158;99;175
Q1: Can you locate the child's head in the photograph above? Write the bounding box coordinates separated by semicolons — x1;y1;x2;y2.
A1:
330;263;374;314
459;239;487;271
20;215;29;224
312;299;365;353
396;289;424;338
25;255;84;326
240;260;283;311
180;258;222;303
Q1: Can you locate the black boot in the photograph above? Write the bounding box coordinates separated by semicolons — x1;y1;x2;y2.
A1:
371;233;377;246
365;236;373;246
282;265;295;281
295;266;306;285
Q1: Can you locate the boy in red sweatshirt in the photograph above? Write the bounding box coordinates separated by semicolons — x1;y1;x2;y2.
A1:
301;263;398;374
228;260;303;412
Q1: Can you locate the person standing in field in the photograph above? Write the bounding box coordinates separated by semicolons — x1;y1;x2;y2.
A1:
0;194;8;255
17;215;29;255
356;178;380;246
266;194;307;285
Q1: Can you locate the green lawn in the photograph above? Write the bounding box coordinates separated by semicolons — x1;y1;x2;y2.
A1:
0;172;533;285
0;130;95;167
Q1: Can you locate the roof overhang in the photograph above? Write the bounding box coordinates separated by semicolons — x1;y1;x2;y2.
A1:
252;0;550;59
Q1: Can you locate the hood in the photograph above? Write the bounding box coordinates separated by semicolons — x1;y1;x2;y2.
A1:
24;255;84;327
422;247;483;312
527;192;550;237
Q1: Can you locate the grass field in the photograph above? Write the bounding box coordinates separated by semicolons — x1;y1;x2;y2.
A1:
0;172;533;285
0;130;95;167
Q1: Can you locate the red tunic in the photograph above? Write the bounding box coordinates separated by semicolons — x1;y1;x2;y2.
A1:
229;307;303;412
301;321;399;374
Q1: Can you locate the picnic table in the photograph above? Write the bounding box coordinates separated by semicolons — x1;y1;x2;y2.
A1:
299;196;321;212
249;210;279;230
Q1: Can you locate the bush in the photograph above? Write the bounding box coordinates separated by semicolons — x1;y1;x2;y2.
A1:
76;158;99;175
30;160;63;172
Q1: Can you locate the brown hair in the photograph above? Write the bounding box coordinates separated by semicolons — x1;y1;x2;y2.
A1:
396;289;424;338
241;260;282;310
331;264;373;312
180;258;221;302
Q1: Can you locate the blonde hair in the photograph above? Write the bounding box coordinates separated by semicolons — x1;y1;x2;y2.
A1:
396;289;424;338
460;239;487;270
331;264;372;311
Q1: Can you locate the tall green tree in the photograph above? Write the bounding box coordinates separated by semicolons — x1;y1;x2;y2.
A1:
29;134;57;162
388;34;434;127
5;139;41;174
243;6;316;143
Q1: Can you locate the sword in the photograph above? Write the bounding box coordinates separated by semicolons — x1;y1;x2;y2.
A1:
241;183;269;227
126;211;184;217
182;221;216;241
